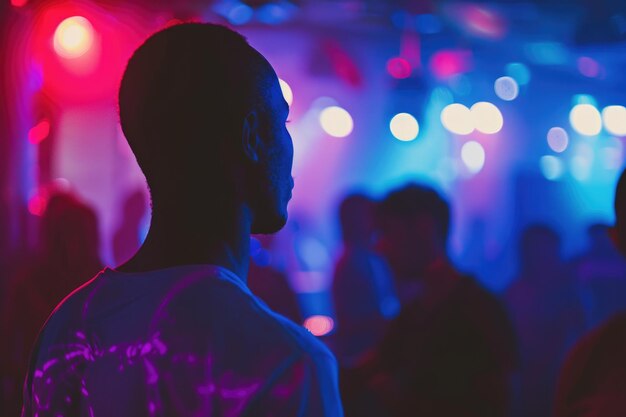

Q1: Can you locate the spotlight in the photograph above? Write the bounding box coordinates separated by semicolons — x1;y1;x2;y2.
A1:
441;103;474;135
279;79;293;106
471;102;503;134
461;141;485;173
570;104;602;136
319;106;353;138
53;16;95;59
303;315;334;337
389;113;419;141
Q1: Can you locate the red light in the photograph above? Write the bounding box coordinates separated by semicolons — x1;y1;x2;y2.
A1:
386;57;412;79
303;315;334;337
28;119;51;144
11;0;28;7
53;16;94;59
28;194;47;216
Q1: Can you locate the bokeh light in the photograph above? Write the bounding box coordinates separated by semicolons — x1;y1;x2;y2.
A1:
386;57;412;79
11;0;28;7
28;194;47;216
570;155;592;181
577;57;601;78
494;76;519;101
441;103;474;135
28;119;51;144
540;155;564;181
602;105;626;136
461;141;486;173
53;16;95;59
303;315;334;337
570;104;602;136
279;79;293;106
319;106;353;138
471;102;503;134
389;113;419;142
546;127;569;153
505;62;531;85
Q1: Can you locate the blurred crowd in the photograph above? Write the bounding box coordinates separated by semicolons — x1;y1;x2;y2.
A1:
3;178;626;417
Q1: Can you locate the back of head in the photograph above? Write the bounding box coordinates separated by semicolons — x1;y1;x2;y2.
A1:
118;23;273;204
338;193;375;246
377;183;450;242
377;183;451;278
519;224;560;275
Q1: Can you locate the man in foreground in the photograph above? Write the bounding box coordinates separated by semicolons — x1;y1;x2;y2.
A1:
22;23;342;417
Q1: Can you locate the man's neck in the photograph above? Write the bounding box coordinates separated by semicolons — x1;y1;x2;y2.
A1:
116;205;252;281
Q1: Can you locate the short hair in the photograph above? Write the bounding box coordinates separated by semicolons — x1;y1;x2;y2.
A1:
118;23;272;198
378;183;451;240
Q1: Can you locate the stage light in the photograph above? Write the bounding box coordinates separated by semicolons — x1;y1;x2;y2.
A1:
570;104;602;136
547;127;569;153
461;141;485;173
471;102;503;134
319;106;353;138
602;105;626;136
577;57;600;78
303;315;334;337
389;113;419;142
28;119;51;144
441;103;474;135
28;194;47;216
540;155;564;181
279;79;293;106
226;3;253;25
53;16;95;59
505;62;530;85
494;76;519;101
386;57;412;79
570;156;592;181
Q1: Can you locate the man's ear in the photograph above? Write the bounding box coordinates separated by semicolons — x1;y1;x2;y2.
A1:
242;110;260;163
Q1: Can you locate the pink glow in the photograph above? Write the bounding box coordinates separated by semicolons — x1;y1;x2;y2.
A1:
28;194;47;216
577;57;601;78
429;50;472;80
28;119;51;144
303;315;334;337
386;57;412;79
11;0;28;7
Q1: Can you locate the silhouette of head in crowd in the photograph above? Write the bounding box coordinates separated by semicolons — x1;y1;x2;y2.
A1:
117;23;293;275
339;193;376;247
376;183;450;279
518;224;561;277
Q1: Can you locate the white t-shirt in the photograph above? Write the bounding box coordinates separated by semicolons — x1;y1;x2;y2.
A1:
22;265;343;417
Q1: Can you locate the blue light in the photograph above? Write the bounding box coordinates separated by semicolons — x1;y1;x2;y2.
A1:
415;14;442;34
227;3;253;25
505;62;531;86
540;155;564;181
256;2;297;25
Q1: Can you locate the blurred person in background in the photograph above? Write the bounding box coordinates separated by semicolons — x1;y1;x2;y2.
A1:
554;169;626;417
331;193;399;367
360;183;517;417
571;223;626;330
331;193;399;417
2;191;102;416
506;224;584;417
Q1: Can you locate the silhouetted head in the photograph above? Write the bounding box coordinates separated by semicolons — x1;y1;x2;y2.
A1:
518;224;561;275
338;193;375;246
376;183;450;279
612;169;626;254
119;23;293;234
